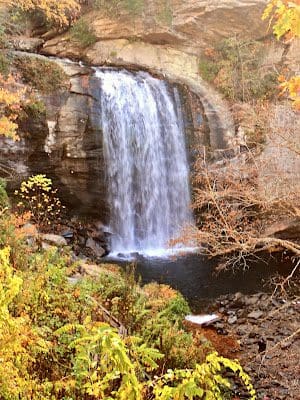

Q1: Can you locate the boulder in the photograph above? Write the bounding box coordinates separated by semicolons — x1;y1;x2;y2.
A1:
20;223;38;238
41;233;68;246
11;37;44;52
86;237;106;258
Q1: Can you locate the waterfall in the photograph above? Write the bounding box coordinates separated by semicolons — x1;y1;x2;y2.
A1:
94;68;193;256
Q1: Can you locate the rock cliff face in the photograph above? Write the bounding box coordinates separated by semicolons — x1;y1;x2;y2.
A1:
41;0;299;151
2;0;298;221
42;1;274;150
44;0;269;54
0;54;210;219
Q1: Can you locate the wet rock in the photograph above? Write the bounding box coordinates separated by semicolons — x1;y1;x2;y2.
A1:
214;322;225;330
234;292;243;301
258;338;267;352
61;230;74;239
249;331;258;339
86;237;106;258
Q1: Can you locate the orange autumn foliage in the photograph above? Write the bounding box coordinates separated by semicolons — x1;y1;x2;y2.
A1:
5;0;81;27
0;74;24;140
263;0;300;110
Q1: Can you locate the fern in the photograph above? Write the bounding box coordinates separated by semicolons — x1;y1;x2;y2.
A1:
152;352;256;400
56;320;163;399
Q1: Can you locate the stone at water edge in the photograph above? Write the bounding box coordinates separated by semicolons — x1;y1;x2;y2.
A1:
185;314;220;326
85;237;106;258
61;230;74;239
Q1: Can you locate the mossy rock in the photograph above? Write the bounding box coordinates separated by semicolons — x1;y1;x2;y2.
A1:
14;56;68;93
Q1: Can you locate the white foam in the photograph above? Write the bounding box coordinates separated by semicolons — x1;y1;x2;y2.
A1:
185;314;220;325
106;246;199;261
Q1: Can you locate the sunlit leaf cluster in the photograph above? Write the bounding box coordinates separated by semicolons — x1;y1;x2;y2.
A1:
8;0;81;27
262;0;300;40
0;74;23;140
262;0;300;110
15;175;65;230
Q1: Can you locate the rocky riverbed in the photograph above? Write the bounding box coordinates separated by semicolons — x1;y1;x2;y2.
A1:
187;290;300;400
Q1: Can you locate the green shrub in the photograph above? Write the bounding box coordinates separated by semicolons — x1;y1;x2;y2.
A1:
14;56;68;93
199;37;279;102
156;1;173;26
23;99;46;119
0;23;7;48
15;174;65;230
0;178;9;209
123;0;144;14
0;53;9;76
198;59;221;83
6;8;30;36
0;196;257;399
70;18;97;47
94;0;144;16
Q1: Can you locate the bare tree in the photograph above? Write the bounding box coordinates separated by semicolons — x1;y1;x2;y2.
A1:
188;144;300;270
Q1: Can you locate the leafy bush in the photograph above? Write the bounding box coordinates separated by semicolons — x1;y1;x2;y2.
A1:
94;0;144;16
0;192;256;399
153;352;256;400
15;174;65;230
199;38;278;102
13;0;80;28
0;247;48;400
156;0;173;25
123;0;144;14
57;319;256;400
57;320;163;399
0;23;7;48
0;178;9;209
0;73;24;140
70;17;97;47
0;53;10;76
199;58;221;83
14;56;68;93
23;99;46;120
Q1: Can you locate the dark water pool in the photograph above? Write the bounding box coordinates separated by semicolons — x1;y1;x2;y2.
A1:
105;253;291;312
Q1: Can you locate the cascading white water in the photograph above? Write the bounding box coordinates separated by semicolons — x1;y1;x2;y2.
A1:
94;68;193;256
